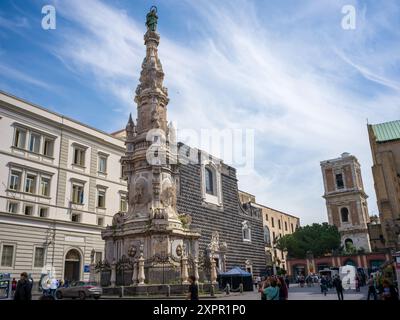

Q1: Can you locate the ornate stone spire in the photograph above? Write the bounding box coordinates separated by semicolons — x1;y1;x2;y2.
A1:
102;8;200;277
126;113;135;133
134;6;169;135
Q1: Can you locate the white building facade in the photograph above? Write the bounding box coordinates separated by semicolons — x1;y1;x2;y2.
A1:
0;91;127;285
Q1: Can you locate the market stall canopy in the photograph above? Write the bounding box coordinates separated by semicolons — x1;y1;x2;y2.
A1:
220;267;252;276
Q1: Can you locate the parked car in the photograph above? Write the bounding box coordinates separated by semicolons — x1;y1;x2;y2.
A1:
56;281;102;300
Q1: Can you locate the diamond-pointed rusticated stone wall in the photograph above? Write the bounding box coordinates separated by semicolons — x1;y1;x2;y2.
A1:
176;145;266;277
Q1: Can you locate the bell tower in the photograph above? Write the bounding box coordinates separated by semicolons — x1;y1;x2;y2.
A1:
321;153;371;252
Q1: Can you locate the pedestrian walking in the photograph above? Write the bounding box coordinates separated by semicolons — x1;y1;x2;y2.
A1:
381;280;399;301
278;276;288;300
355;275;360;292
50;278;58;298
367;275;377;300
260;278;269;300
333;275;344;300
284;275;290;289
13;272;32;301
11;278;17;298
63;279;69;288
320;276;328;296
186;275;199;300
299;275;305;288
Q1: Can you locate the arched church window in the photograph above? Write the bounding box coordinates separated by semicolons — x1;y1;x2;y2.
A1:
335;173;344;189
344;238;354;252
341;207;349;223
205;166;214;195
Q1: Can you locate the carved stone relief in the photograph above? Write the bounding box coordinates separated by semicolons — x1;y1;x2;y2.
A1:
128;176;151;218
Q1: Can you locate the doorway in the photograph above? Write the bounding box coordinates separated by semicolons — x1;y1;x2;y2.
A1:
64;249;81;282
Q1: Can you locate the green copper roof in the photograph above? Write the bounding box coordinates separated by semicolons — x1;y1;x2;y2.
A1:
372;120;400;142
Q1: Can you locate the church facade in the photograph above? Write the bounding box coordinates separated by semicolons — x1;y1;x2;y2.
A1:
176;144;266;277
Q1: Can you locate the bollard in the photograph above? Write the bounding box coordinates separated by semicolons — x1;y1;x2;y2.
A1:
225;283;230;295
210;284;215;297
166;285;171;297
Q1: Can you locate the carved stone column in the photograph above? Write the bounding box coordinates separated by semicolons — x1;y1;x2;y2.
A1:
210;258;218;285
110;261;116;287
89;249;96;282
89;263;96;283
138;254;145;286
194;257;199;281
181;255;189;284
221;254;227;273
132;260;138;285
96;269;101;285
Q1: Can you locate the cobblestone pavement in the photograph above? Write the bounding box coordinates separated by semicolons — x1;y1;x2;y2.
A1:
31;284;369;300
215;283;368;300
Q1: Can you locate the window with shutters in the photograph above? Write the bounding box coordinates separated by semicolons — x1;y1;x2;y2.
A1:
72;184;84;204
34;247;45;268
1;245;15;267
73;147;86;166
13;127;27;149
9;170;21;191
29;133;41;153
25;174;36;194
40;177;51;196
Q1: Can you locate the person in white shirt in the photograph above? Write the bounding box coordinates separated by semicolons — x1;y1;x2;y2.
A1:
50;278;58;297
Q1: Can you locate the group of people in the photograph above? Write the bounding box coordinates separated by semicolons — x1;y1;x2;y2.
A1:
258;275;289;300
10;272;74;300
367;273;398;301
297;274;320;287
319;272;398;301
40;277;68;299
319;274;344;299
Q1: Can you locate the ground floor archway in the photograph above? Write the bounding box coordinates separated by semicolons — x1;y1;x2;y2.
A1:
64;249;81;282
293;264;306;276
343;259;357;267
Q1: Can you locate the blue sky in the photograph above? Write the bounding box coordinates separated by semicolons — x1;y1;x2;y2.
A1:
1;0;399;225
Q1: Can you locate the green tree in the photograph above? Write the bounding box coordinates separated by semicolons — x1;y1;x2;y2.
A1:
275;223;341;259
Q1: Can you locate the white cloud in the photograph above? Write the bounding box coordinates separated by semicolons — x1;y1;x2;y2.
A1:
0;64;53;89
52;0;400;225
